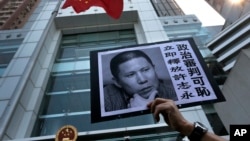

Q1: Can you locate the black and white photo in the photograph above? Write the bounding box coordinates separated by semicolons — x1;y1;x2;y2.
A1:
101;48;177;115
90;38;225;123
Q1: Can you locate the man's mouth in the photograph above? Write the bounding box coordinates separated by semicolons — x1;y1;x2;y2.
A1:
139;86;153;95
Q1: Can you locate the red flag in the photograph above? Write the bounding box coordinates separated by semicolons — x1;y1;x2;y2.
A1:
62;0;123;19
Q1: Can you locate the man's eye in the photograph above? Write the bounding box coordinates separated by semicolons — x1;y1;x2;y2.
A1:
125;73;134;78
142;67;150;72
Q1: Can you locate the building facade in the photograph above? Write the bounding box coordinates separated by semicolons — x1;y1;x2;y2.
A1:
205;0;250;133
0;0;228;140
206;13;250;72
214;48;250;132
205;0;250;72
206;0;250;28
0;0;40;30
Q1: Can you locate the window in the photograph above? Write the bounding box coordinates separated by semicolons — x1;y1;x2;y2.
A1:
151;0;184;17
32;30;150;136
0;42;19;76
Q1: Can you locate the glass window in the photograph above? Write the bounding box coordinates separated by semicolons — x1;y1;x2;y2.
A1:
42;91;90;115
0;42;19;76
47;72;90;92
57;46;77;59
32;29;144;137
151;0;185;17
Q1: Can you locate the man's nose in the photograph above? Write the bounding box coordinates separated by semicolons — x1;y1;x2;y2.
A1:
136;72;147;84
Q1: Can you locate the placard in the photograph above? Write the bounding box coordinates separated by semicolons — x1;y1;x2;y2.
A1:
90;38;225;123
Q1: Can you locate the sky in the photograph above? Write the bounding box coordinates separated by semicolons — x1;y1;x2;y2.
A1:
175;0;225;26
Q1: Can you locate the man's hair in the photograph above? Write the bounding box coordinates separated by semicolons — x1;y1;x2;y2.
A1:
110;50;153;79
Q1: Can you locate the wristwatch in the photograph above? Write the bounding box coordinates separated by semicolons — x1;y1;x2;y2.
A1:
188;121;208;141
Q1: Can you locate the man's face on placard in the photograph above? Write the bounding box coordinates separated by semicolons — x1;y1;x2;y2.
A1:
114;57;159;99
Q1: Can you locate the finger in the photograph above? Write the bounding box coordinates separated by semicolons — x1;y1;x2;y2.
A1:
162;112;170;124
147;97;163;109
149;98;172;113
148;98;163;112
153;103;172;123
147;101;153;109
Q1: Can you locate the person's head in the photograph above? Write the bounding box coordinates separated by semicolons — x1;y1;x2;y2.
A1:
110;50;159;99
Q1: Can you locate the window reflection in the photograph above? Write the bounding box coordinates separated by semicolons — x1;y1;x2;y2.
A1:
0;43;19;76
32;30;138;136
47;73;90;92
151;0;184;17
42;91;90;115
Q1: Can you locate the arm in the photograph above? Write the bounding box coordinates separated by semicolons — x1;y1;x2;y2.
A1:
147;98;227;141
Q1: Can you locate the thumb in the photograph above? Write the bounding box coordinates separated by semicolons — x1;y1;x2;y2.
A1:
130;94;146;107
133;93;147;102
133;93;140;99
148;90;158;100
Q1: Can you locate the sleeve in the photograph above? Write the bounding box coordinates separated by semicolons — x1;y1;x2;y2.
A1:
104;84;128;112
104;85;115;112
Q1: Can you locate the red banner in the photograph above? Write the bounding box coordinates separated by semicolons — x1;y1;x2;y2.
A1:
62;0;123;19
